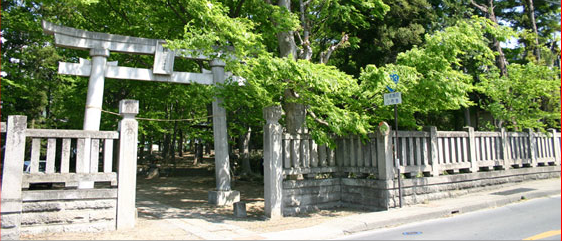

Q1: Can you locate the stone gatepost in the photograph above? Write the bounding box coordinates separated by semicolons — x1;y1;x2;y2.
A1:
208;59;240;205
263;106;283;219
1;116;27;240
117;100;139;230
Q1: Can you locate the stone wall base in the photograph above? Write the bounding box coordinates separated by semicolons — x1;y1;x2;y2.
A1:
282;166;561;216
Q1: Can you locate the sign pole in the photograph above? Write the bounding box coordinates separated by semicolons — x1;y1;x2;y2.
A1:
394;104;402;208
386;73;403;208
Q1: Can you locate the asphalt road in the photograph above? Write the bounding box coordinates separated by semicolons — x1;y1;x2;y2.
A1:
337;195;561;240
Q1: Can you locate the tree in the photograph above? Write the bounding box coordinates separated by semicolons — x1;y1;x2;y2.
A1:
470;0;510;76
358;17;502;130
477;62;561;131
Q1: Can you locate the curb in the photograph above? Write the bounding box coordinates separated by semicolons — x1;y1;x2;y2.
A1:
255;186;560;240
337;189;561;238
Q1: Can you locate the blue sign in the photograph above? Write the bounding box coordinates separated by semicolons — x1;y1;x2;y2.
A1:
390;74;399;84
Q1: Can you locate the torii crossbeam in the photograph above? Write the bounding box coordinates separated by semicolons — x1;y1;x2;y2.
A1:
43;21;240;206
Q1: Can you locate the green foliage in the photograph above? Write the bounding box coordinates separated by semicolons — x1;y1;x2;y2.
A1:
223;55;365;146
358;17;505;130
477;62;561;131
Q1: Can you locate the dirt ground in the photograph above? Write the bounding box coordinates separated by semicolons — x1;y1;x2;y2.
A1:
20;153;367;240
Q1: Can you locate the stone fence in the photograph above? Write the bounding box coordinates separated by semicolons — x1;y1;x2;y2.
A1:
0;100;139;240
263;106;561;218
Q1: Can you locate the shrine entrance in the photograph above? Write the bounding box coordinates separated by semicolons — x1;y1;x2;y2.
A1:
43;21;241;205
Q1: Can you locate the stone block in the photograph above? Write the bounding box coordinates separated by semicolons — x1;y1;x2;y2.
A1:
1;214;21;229
233;202;247;218
65;199;117;210
208;190;240;206
23;202;62;212
1;227;20;240
21;211;89;225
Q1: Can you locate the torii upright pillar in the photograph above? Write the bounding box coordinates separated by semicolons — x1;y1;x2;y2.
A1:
84;48;110;131
208;59;240;205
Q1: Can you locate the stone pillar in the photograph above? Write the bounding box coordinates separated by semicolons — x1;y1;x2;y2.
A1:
425;126;440;176
376;122;393;180
464;126;478;173
500;128;510;167
79;48;109;189
1;116;27;240
526;128;537;167
117;100;139;230
263;106;283;219
208;59;240;205
549;129;560;165
83;48;110;131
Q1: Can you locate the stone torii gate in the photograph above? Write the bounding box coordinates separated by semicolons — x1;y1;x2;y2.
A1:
42;21;240;205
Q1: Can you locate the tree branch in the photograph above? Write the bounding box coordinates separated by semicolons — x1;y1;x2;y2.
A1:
320;33;349;64
308;110;330;127
167;0;188;25
470;0;488;13
231;0;246;18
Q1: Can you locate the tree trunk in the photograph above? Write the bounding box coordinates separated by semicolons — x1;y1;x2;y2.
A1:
163;134;170;160
471;0;509;77
464;107;471;127
178;129;183;157
525;0;540;61
239;126;252;175
148;137;153;155
277;0;298;60
171;121;178;163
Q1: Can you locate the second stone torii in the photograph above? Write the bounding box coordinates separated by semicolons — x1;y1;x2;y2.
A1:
42;21;240;205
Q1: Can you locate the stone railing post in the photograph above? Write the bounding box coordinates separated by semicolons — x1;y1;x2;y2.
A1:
376;122;393;180
1;116;27;240
116;99;139;230
548;129;560;165
208;59;240;206
424;126;440;176
263;106;283;219
525;128;537;167
499;128;510;168
464;126;478;173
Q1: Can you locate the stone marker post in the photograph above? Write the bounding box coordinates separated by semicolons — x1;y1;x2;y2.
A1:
1;116;27;240
116;100;139;230
208;59;240;205
376;122;393;180
263;106;283;219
